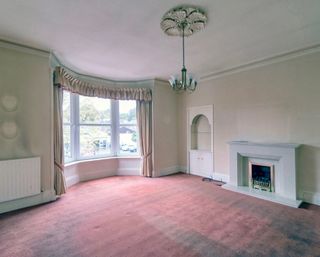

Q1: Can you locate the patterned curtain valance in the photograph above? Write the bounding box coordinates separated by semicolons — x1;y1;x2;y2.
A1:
54;66;152;101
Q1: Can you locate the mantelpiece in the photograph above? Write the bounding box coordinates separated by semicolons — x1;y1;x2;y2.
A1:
222;141;302;208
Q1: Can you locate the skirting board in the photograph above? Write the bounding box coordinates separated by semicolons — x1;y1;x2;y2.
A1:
211;173;230;183
178;166;187;173
78;169;117;182
117;168;140;176
183;169;230;183
65;175;80;188
0;190;56;214
158;166;185;177
299;191;320;206
189;170;212;179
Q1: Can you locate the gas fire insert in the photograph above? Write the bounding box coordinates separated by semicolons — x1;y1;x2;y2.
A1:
249;161;275;192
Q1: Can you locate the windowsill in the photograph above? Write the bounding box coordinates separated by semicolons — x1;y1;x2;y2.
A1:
64;155;141;167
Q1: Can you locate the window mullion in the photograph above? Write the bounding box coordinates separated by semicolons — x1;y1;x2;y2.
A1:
73;94;80;161
111;100;119;156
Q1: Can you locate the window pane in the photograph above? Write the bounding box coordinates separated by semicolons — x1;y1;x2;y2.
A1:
80;126;111;157
63;91;71;123
79;96;111;124
63;125;72;160
119;100;136;124
119;126;138;154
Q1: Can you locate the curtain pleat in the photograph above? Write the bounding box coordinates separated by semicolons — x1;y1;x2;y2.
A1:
53;85;67;195
137;101;153;177
54;66;152;101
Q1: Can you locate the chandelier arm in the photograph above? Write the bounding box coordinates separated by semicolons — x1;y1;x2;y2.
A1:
188;80;197;92
173;81;183;91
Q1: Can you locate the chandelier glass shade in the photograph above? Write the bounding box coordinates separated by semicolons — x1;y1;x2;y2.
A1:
161;6;207;92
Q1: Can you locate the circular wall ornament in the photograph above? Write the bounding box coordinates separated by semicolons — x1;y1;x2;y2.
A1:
1;95;18;112
161;6;207;37
1;121;18;139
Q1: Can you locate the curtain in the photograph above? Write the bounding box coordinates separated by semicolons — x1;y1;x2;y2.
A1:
137;101;153;177
53;85;67;195
54;66;152;101
54;66;153;178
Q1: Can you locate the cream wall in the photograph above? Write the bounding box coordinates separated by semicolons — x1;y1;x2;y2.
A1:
0;45;55;212
152;80;180;176
178;51;320;204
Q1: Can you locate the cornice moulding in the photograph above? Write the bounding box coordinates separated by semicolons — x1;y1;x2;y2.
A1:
200;43;320;82
154;78;170;85
2;38;320;85
0;38;50;58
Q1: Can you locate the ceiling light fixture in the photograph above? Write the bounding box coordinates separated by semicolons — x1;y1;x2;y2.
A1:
161;6;207;92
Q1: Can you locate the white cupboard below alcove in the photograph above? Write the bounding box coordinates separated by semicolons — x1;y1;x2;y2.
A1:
187;105;214;178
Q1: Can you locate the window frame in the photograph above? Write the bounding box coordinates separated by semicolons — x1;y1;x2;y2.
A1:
63;92;139;163
77;95;113;160
118;100;139;156
62;91;73;163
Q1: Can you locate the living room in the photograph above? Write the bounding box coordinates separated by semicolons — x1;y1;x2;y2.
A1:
0;1;320;256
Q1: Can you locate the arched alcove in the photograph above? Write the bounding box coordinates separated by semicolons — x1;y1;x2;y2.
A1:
191;115;211;151
187;105;214;179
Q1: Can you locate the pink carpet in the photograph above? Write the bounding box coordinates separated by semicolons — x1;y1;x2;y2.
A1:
1;173;320;257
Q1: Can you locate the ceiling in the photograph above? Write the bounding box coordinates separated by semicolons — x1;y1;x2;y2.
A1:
0;0;320;81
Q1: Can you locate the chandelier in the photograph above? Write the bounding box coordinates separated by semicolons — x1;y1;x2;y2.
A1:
161;6;207;92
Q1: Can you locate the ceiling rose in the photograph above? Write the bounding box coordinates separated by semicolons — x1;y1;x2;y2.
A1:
160;6;207;37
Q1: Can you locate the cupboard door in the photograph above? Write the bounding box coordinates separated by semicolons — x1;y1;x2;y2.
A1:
201;152;213;174
189;151;199;174
189;151;212;177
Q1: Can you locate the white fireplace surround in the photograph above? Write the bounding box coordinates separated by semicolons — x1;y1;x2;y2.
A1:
222;141;302;208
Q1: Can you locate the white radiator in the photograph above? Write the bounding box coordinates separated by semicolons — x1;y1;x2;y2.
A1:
0;157;41;203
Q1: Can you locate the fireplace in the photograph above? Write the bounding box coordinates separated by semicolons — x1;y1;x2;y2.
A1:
222;141;302;208
249;162;274;192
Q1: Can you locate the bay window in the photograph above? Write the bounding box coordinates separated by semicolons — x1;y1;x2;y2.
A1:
63;91;139;162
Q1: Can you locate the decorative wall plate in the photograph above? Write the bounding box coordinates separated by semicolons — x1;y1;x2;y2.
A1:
1;121;18;139
1;95;18;112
